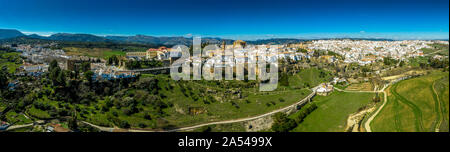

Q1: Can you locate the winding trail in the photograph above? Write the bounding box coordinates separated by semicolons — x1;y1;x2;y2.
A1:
363;86;387;132
363;80;403;132
3;120;45;131
432;81;442;132
5;123;33;131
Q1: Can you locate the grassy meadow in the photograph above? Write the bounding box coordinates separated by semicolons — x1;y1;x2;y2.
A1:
290;91;375;132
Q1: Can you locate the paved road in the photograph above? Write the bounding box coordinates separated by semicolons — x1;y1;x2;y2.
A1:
83;89;317;132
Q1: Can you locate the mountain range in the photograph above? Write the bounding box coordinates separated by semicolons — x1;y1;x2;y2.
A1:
0;29;416;46
0;29;25;39
0;29;239;45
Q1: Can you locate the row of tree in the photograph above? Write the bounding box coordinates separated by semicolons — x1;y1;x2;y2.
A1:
271;103;317;132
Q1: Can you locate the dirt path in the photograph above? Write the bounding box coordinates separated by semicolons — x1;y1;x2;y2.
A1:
333;84;387;132
364;84;388;132
5;123;33;131
345;106;376;132
432;81;442;132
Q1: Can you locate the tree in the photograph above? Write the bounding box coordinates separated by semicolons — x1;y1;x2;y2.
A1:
68;110;78;131
199;126;212;132
119;120;130;128
56;70;66;86
107;55;119;65
84;71;95;84
279;73;289;86
399;60;405;67
49;60;58;72
373;93;381;103
319;70;326;78
294;103;317;123
49;66;62;86
126;60;141;69
81;62;90;72
144;112;152;120
271;112;297;132
0;66;8;90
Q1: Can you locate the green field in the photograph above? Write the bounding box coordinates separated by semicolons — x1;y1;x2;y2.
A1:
371;71;449;132
408;56;429;67
421;43;449;56
162;83;312;127
290;91;375;132
289;67;332;89
4;111;33;125
0;52;22;73
63;47;126;59
26;106;52;120
434;76;449;132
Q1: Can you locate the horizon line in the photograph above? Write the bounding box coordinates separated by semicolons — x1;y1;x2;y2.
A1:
5;28;449;41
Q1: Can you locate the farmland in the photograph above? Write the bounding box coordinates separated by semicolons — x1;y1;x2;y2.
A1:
371;71;449;132
63;47;126;59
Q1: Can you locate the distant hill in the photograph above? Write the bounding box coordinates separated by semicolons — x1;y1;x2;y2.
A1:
27;34;48;39
106;35;190;45
46;33;111;42
105;35;234;46
0;28;310;45
248;38;307;45
5;28;437;46
0;29;25;39
0;36;56;44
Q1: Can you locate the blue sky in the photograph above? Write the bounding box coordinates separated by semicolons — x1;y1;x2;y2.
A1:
0;0;448;40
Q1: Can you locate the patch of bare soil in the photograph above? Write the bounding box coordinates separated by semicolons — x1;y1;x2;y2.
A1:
345;104;377;132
